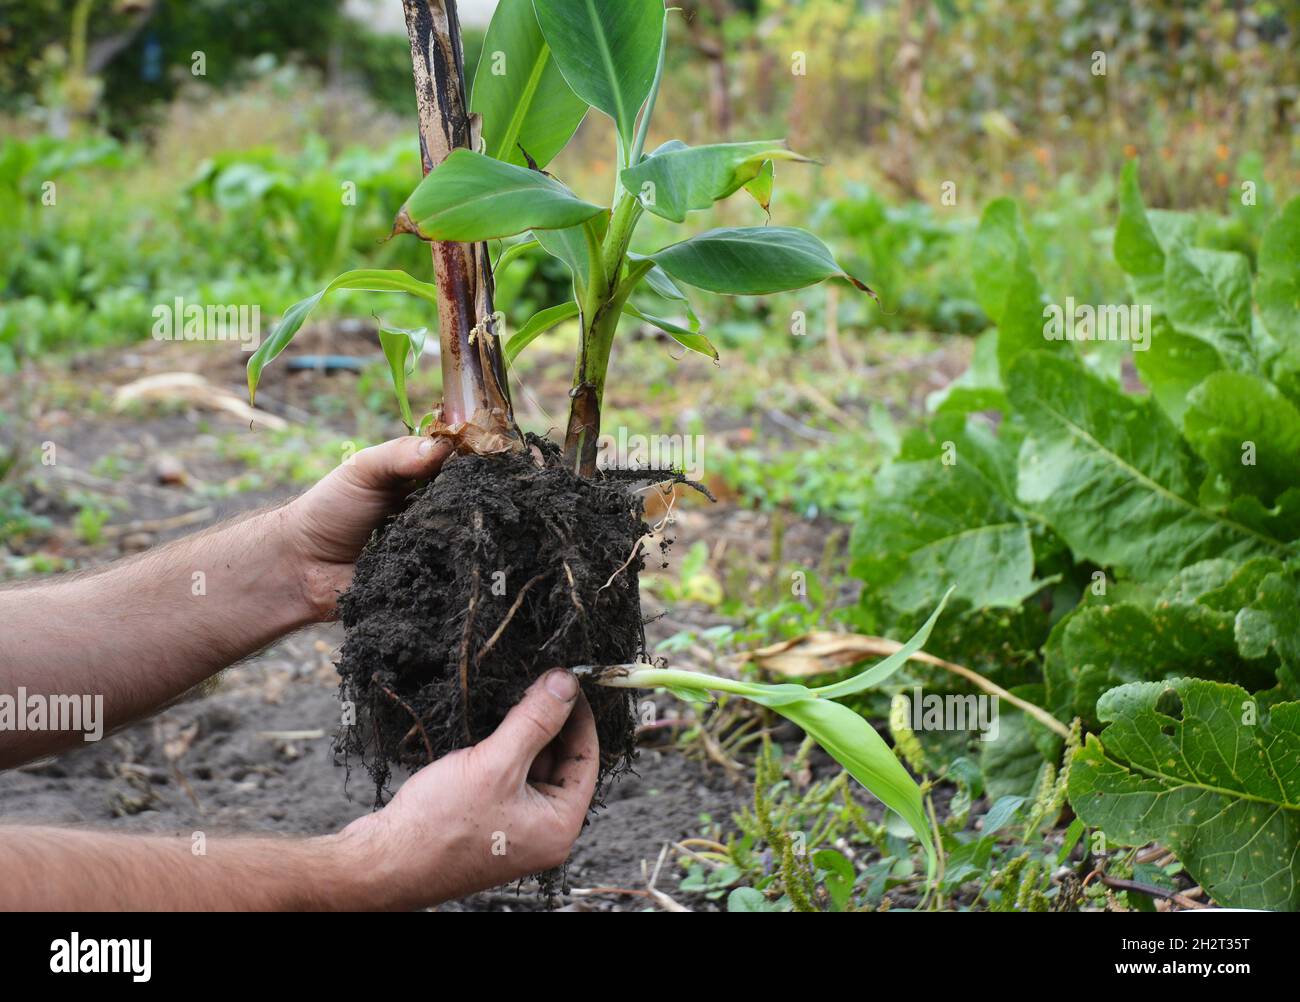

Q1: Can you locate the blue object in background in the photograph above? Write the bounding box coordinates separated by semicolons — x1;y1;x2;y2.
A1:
141;33;162;83
285;355;372;373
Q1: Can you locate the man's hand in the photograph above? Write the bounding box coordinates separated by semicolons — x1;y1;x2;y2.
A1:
0;670;599;911
0;434;453;767
285;436;454;619
332;669;599;909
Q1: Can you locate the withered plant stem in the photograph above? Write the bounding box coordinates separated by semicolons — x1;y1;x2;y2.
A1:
401;0;520;443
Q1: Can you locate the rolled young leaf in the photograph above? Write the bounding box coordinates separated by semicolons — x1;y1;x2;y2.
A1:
532;0;666;155
246;269;438;405
397;149;605;242
627;6;669;166
377;325;428;429
651;226;870;296
470;0;587;168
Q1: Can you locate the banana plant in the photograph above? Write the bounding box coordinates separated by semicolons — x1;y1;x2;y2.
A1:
242;0;922;862
246;0;873;474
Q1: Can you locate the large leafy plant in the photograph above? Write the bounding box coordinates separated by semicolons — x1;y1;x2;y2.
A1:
848;163;1300;907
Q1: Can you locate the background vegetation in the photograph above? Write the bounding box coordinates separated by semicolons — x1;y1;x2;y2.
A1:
2;0;1298;911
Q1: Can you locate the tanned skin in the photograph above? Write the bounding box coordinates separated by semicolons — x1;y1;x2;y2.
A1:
0;437;598;910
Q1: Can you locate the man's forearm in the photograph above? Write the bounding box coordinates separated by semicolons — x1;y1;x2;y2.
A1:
0;825;383;911
0;506;317;766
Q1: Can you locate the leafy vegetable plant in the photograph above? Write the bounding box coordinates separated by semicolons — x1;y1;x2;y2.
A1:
849;163;1300;908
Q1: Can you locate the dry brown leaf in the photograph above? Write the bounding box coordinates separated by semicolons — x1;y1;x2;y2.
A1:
739;631;903;678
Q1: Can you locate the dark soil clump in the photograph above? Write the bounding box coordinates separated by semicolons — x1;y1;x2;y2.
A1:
334;438;647;806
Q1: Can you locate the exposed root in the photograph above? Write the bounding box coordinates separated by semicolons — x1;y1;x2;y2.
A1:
372;672;434;765
476;572;546;667
598;541;644;595
457;564;481;744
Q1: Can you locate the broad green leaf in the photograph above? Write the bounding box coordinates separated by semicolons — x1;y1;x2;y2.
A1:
926;329;1007;414
246;269;438;405
470;0;588;169
377;325;427;429
973;198;1062;372
897;412;1024;515
1010;352;1287;580
619;140;807;223
532;0;666;154
1041;592;1262;729
1069;678;1300;910
1235;561;1300;671
641;138;687;158
971;198;1023;321
1165;243;1254;371
813;849;856;911
1272;349;1300;410
399;149;604;242
1166;555;1287;612
1113;160;1165;280
981;795;1029;838
851;421;1039;613
1259;196;1300;351
1185;371;1300;506
727;887;778;912
1111;164;1221;423
1132;314;1223;426
980;713;1047;801
505;300;579;364
622;301;716;360
650;227;867;296
1217;488;1300;544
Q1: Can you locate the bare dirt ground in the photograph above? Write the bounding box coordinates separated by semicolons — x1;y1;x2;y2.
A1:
0;322;965;910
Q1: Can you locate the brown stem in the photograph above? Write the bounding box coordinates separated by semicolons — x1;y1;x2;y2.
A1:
1099;876;1208;910
564;381;601;476
402;0;522;449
